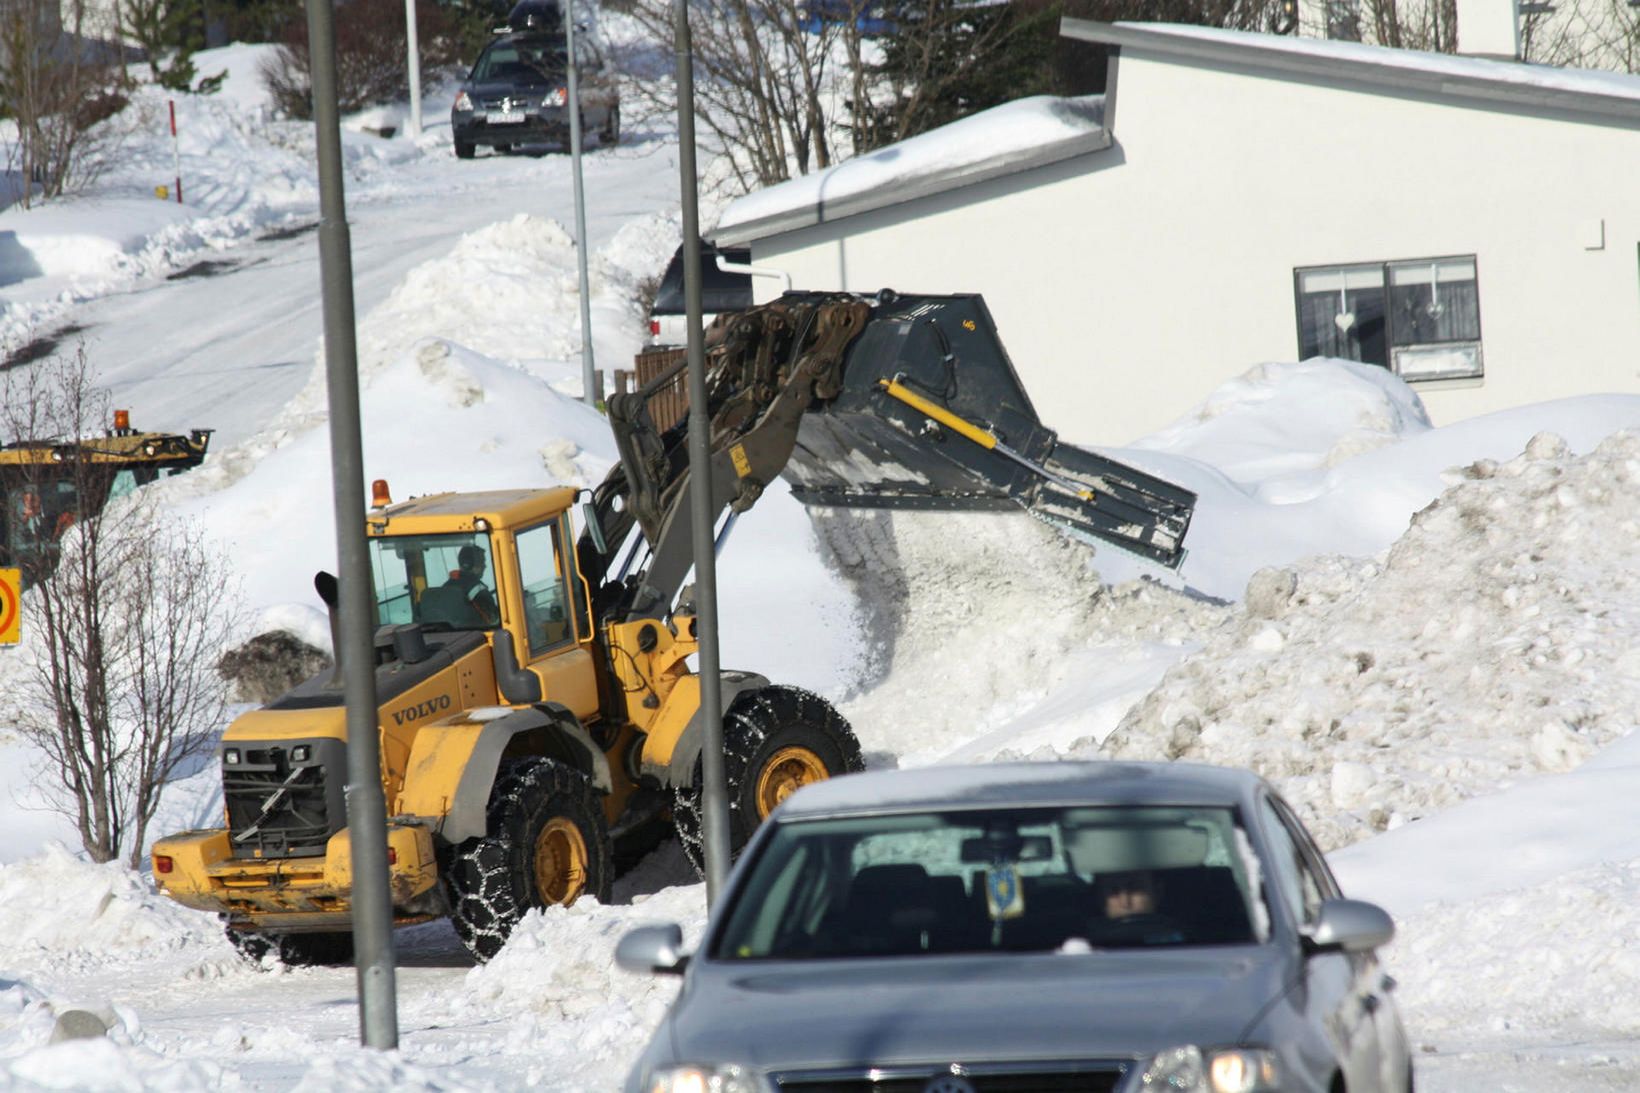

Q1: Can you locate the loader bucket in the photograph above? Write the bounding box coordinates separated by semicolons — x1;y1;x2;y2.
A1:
779;292;1195;569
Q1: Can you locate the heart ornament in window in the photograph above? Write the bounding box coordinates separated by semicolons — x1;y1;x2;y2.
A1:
1334;311;1356;334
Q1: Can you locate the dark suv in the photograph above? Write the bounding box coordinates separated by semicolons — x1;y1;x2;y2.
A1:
450;31;620;158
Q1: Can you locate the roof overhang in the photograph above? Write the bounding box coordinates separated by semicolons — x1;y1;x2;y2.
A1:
1061;19;1640;130
712;103;1112;247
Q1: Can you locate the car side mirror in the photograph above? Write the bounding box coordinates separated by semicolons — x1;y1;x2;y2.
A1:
1304;898;1395;954
616;923;689;975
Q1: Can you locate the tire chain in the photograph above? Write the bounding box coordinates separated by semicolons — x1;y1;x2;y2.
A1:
674;684;863;876
446;757;609;964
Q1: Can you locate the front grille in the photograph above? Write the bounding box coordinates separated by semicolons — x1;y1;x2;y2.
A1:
479;96;535;112
771;1060;1130;1093
222;738;347;859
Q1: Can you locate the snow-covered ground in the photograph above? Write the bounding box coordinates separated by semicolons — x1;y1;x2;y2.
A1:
1;39;1638;1091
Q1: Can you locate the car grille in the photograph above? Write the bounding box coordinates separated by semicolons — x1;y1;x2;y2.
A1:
770;1060;1130;1093
222;738;347;859
479;95;534;113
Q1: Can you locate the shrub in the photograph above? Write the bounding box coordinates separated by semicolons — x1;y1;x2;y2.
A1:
259;0;460;120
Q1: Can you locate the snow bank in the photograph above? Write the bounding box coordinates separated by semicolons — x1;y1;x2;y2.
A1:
1091;429;1640;851
0;845;226;964
819;508;1226;766
1389;856;1640;1042
1114;363;1640;601
427;885;705;1087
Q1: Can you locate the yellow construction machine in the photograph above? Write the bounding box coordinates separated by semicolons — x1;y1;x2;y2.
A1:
151;290;1196;965
1;410;213;583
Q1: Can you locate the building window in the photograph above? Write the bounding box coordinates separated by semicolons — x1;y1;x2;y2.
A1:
1295;256;1483;381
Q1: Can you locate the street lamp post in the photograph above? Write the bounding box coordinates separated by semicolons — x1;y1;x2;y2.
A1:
304;0;400;1048
671;0;732;906
567;0;596;406
404;0;423;139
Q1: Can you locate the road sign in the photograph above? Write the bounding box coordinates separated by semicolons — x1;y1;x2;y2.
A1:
0;568;20;644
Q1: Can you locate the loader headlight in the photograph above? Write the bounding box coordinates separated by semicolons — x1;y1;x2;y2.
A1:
223;748;241;765
290;745;311;763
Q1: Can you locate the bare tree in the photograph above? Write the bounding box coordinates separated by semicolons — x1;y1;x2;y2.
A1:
622;0;848;191
1519;0;1640;71
0;0;125;207
1;350;241;867
257;0;459;119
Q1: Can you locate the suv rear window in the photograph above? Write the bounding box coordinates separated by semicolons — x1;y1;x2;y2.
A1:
652;243;754;315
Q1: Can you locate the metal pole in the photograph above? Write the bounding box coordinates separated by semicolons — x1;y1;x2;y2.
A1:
404;0;423;139
672;0;731;905
304;0;399;1049
168;100;182;204
567;3;596;406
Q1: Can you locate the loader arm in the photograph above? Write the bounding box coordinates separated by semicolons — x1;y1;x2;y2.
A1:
579;290;1196;624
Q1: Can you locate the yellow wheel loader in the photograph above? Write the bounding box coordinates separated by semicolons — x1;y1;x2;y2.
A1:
151;290;1196;965
1;410;212;583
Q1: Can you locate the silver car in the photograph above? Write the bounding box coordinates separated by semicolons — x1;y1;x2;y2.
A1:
617;761;1412;1093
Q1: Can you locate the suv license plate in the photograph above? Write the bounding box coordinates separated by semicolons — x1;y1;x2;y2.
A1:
486;111;525;124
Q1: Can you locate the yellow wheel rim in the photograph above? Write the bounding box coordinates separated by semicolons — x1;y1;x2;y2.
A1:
755;746;829;819
534;817;589;906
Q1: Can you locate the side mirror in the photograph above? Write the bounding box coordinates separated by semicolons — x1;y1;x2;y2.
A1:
1305;898;1395;954
581;498;608;555
616;922;689;976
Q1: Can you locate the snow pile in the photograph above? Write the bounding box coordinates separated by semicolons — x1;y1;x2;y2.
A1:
819;508;1225;765
1391;856;1640;1040
0;845;228;965
1132;358;1433;487
426;886;704;1087
1116;363;1640;603
1091;428;1640;850
279;213;646;421
4;1028;227;1090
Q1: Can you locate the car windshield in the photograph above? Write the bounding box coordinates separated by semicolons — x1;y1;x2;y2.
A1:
369;532;498;631
711;805;1264;960
472;40;566;83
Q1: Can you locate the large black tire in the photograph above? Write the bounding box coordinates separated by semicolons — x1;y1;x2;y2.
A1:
674;685;864;876
225;925;354;967
601;104;620;147
454;139;476;160
445;757;612;963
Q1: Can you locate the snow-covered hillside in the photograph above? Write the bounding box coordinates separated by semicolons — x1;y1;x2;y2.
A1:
0;39;1637;1093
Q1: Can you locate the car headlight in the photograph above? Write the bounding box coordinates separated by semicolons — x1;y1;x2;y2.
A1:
646;1063;764;1093
1139;1046;1280;1092
454;90;473;112
543;87;567;107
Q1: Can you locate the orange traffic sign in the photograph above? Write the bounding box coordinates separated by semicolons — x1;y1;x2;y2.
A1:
0;568;18;644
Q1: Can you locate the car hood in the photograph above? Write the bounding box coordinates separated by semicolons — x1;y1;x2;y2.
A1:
667;947;1289;1071
465;75;561;98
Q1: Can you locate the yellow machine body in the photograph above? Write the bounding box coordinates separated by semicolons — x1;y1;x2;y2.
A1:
152;485;711;934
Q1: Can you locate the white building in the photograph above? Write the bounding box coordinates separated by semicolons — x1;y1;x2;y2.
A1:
712;22;1640;444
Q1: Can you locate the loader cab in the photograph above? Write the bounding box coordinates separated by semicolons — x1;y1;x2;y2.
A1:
370;532;501;631
365;485;600;722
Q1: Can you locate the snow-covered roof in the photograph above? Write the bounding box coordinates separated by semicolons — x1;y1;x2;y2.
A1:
1067;19;1640;124
712;95;1109;246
